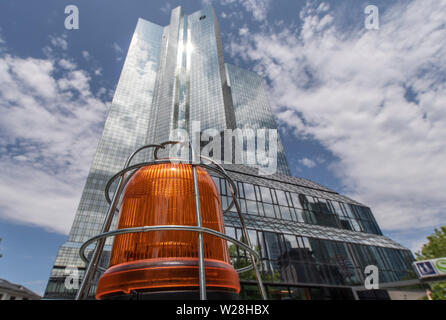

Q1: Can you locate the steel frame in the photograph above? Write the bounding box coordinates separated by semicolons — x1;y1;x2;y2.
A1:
75;141;267;300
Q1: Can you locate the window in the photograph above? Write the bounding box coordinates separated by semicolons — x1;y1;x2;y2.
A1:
362;220;377;234
283;234;298;251
330;201;345;217
275;190;288;206
301;237;311;249
354;205;369;220
238;199;247;214
225;227;238;260
235;228;248;257
257;231;268;259
246;200;258;215
220;195;229;210
298;194;309;210
220;179;228;196
212;177;220;194
314;211;339;228
260;186;272;203
247;229;258;252
294;208;305;222
350;220;362;232
279;206;292;220
317;198;332;214
342;203;356;219
256;202;265;216
263;203;276;218
236;182;244;198
340;219;352;230
264;232;281;260
244;183;256;200
307;197;320;212
225;226;236;241
289;193;302;209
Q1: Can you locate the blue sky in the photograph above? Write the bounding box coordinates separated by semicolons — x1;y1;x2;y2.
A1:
0;0;445;296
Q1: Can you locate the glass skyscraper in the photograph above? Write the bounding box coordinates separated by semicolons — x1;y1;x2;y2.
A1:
44;6;415;300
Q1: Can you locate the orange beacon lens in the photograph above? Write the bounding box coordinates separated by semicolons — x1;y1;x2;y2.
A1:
96;163;240;299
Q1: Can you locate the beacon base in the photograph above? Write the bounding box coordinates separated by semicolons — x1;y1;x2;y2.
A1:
96;258;240;300
99;289;239;300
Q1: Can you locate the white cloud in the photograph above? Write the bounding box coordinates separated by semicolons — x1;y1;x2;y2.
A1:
6;57;57;99
112;42;124;61
241;0;270;21
201;0;213;6
408;237;427;254
316;2;329;13
58;58;76;70
220;10;244;22
94;67;102;76
49;34;68;50
80;51;102;76
57;69;92;96
229;0;446;242
299;158;316;168
0;45;108;234
160;2;172;14
239;27;249;36
81;50;90;60
96;87;107;98
220;0;270;21
112;42;123;54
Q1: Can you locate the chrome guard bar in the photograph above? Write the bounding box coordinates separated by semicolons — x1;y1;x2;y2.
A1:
75;141;267;300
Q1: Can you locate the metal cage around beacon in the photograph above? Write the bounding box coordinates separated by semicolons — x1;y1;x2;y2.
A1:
75;141;267;300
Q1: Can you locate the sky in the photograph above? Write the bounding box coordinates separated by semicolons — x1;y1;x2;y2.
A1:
0;0;445;296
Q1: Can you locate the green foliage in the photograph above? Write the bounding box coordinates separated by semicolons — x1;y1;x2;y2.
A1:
228;243;279;299
415;226;446;300
416;226;446;260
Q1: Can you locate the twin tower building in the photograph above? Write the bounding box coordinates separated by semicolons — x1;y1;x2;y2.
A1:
45;6;414;300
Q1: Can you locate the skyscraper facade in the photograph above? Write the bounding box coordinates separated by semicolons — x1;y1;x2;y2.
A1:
44;6;414;300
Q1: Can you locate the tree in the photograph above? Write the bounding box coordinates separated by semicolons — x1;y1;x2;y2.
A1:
415;226;446;300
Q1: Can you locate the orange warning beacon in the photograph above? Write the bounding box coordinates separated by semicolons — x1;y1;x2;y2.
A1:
95;163;240;299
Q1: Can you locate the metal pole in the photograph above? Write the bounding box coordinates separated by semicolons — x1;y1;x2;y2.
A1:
191;147;207;300
198;155;267;300
227;181;268;300
192;165;206;300
189;141;207;300
76;144;162;300
352;288;359;300
75;177;125;300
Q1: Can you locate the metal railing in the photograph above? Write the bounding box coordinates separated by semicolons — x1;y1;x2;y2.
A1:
75;141;267;300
